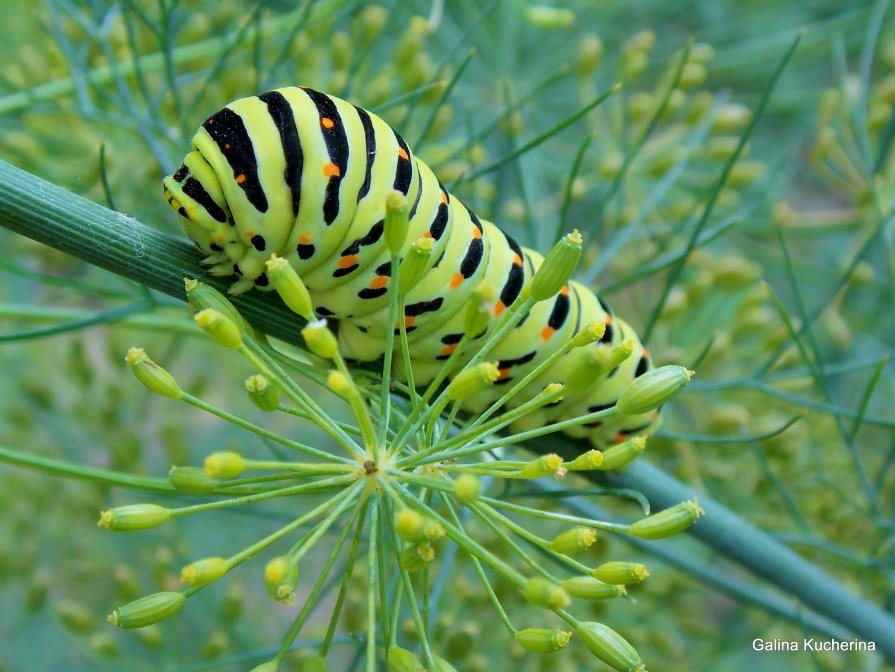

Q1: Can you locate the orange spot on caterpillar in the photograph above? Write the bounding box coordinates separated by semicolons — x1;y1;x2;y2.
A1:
472;226;482;240
321;117;334;129
440;191;448;205
398;147;409;160
396;316;416;329
235;173;246;184
299;233;312;244
323;162;341;177
498;367;511;379
245;230;256;238
338;255;359;268
512;254;523;267
440;343;458;356
214;235;225;243
494;301;506;316
370;276;389;289
423;230;433;239
449;273;464;288
604;314;613;325
560;285;569;296
611;433;627;444
642;348;650;359
541;326;555;341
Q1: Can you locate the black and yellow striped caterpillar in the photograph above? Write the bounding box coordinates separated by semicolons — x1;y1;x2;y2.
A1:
162;86;658;447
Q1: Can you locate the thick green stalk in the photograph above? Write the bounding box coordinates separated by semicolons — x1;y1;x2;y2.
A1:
2;159;895;661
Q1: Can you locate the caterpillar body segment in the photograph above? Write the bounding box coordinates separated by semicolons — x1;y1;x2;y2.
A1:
164;86;658;447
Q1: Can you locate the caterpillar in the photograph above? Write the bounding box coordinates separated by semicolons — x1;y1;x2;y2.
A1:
162;86;659;447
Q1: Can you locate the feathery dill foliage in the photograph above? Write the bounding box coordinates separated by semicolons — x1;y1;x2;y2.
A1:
104;199;697;671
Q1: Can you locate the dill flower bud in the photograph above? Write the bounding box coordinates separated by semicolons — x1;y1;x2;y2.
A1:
577;34;603;77
434;657;460;672
107;591;185;629
245;374;281;412
125;347;182;399
515;628;572;653
385;191;411;255
327;370;353;397
265;254;313;319
454;474;481;503
628;499;704;540
577;621;644;672
524;5;574;29
398;237;435;294
523;578;571;610
184;277;246;334
180;557;229;587
264;555;299;603
204;451;246;479
531;230;582;301
387;646;426;672
465;281;497;335
572;321;607;347
168;466;218;494
592;562;650;585
519;453;564;479
194;308;243;349
299;656;327;672
98;504;171;531
250;661;280;672
560;577;626;600
396;509;425;541
550;528;597;555
446;362;501;400
400;543;435;572
597;436;648;471
567;449;604;471
302;319;340;360
711;103;751;133
616;366;693;415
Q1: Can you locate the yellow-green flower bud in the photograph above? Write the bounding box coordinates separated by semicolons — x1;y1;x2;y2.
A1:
711;103;751;133
523;578;571;609
515;628;572;653
353;4;387;47
577;621;644;672
184;278;245;334
98;504;171;531
250;661;280;672
168;466;217;494
434;656;460;672
624;30;655;53
464;281;497;336
302;319;340;359
597;436;647;471
245;374;280;412
387;646;426;672
385;191;411;255
594;338;635;375
577;34;603;77
446;362;500;400
396;509;425;541
567;449;604;471
423;519;445;541
264;555;299;603
398;237;435;294
690;42;714;64
572;321;607;347
616;365;693;415
400;543;435;572
621;49;648;80
327;370;353;397
454;474;481;503
560;577;626;600
519;453;564;479
727;160;765;188
204;451;246;479
550;528;597;555
125;347;182;399
628;498;704;540
705;136;741;161
531;230;582;301
524;5;574;29
265;254;313;319
592;562;650;585
194;308;243;349
299;655;327;672
107;591;185;629
180;557;229;587
679;62;706;89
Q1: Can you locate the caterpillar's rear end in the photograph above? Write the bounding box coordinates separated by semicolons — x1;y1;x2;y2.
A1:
163;86;660;447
